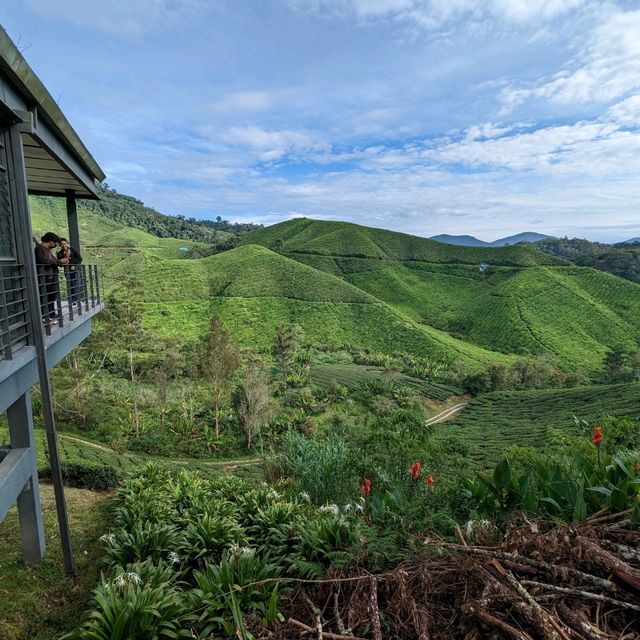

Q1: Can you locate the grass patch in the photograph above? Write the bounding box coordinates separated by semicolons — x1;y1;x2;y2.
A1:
0;484;114;640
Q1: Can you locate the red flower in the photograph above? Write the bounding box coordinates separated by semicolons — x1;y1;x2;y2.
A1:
425;475;434;487
360;478;371;495
409;461;422;480
591;426;603;447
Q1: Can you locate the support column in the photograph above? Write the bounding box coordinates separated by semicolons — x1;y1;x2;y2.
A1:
7;391;46;563
65;190;80;253
7;123;75;574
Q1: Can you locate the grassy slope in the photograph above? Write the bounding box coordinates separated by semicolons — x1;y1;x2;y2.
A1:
432;382;640;468
347;264;640;371
0;485;112;640
30;200;639;372
140;245;512;368
240;218;564;266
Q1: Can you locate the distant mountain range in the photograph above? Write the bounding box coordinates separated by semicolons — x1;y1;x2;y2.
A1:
618;237;640;245
429;232;554;247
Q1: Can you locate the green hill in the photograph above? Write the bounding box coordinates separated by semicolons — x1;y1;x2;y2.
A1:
346;264;640;372
241;218;564;266
29;195;639;374
139;244;513;368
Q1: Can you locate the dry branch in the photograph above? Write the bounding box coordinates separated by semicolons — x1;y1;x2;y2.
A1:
577;536;640;592
287;618;365;640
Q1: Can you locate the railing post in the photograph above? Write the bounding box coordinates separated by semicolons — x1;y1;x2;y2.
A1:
88;265;95;308
55;271;63;328
67;268;74;322
94;266;101;305
37;266;51;337
82;264;89;313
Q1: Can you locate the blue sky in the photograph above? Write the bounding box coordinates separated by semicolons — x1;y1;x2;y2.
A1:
2;0;640;241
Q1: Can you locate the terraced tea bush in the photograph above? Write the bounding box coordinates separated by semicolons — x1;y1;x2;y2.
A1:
310;363;461;401
432;383;640;469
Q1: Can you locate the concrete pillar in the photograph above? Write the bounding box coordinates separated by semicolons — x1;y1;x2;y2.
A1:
65;189;80;254
7;391;46;563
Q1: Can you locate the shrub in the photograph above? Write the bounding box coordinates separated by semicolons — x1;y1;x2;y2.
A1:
275;431;356;505
40;462;120;491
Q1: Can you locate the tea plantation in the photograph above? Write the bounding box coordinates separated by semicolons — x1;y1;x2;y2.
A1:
431;382;640;468
310;363;461;400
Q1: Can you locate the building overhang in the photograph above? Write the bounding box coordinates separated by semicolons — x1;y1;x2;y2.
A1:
0;25;105;199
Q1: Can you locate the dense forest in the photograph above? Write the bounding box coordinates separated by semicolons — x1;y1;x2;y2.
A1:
83;184;261;244
530;236;640;284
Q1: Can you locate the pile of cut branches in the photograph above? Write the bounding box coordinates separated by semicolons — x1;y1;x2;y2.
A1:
273;519;640;639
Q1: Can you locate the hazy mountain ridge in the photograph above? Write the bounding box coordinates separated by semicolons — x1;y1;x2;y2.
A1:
430;231;553;247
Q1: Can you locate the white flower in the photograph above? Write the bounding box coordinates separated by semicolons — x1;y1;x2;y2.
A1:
260;482;269;487
99;533;116;545
113;573;127;589
465;520;474;537
240;547;255;557
319;504;340;516
168;551;180;565
343;503;352;512
266;489;281;500
355;504;364;513
299;491;311;503
127;572;143;586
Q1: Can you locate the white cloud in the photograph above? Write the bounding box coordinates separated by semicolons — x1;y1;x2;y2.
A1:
501;8;640;111
209;91;274;114
214;126;330;162
284;0;586;28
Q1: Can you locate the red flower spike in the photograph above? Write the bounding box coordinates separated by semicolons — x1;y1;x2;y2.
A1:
360;478;371;495
409;461;422;480
591;425;603;447
425;475;434;486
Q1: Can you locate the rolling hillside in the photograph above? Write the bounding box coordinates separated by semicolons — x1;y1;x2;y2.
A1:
140;244;513;367
240;218;563;266
29;196;640;374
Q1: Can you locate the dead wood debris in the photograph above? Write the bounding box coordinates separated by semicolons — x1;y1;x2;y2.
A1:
273;522;640;639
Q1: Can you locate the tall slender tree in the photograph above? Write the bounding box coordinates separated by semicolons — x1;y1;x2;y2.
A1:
103;277;149;437
199;316;240;439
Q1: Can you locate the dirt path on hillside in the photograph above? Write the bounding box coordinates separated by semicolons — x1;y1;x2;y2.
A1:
424;402;469;426
58;433;260;467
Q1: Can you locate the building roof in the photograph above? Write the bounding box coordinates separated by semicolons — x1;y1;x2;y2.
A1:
0;26;106;197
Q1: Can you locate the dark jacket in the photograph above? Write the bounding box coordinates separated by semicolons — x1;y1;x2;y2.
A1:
35;244;62;274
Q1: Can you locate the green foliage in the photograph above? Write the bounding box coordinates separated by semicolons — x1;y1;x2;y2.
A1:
275;431;356;505
464;453;640;524
190;550;282;637
310;362;460;400
40;462;120;491
62;560;192;640
532;236;640;284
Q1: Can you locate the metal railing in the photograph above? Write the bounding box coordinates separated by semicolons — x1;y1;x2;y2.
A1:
36;264;103;337
0;262;102;362
0;263;30;361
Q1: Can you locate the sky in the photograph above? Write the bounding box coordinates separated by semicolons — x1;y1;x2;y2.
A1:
2;1;640;242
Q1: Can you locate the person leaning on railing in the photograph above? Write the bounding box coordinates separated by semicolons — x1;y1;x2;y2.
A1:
57;238;83;308
34;232;68;326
